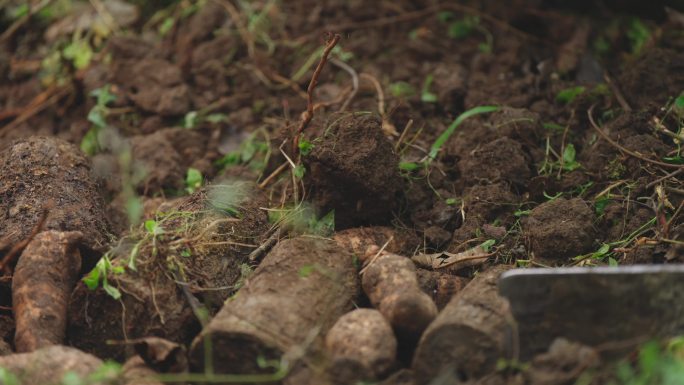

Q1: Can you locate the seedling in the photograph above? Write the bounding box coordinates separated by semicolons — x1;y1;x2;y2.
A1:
626;17;650;55
298;138;314;156
556;86;586;104
80;85;117;155
185;167;203;194
82;254;124;300
390;81;416;99
439;12;493;53
421;74;438;103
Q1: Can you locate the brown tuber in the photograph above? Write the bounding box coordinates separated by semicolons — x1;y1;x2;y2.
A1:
412;265;514;383
362;253;438;340
13;231;83;352
325;308;397;384
189;237;359;380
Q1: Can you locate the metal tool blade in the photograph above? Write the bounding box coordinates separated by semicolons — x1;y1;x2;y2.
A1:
498;265;684;359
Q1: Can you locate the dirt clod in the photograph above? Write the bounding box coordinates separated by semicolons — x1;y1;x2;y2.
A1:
523;197;595;262
305;113;403;229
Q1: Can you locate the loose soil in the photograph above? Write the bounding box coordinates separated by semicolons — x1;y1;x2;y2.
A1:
0;0;683;384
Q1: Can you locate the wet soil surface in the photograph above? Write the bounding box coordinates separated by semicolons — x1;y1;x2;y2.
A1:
0;0;683;383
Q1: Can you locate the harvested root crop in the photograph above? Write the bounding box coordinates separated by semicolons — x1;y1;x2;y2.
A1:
189;237;359;380
13;230;82;352
325;308;397;384
362;253;438;340
412;265;514;383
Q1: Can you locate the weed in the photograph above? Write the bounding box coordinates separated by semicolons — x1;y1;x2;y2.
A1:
428;105;500;161
626;18;650;55
185;168;203;194
556;86;586;104
538;137;582;178
297;138;314;156
421;74;438;103
82;254;124;299
81;85;117;156
267;203;335;236
215;130;271;175
390;81;416;99
439;12;493;53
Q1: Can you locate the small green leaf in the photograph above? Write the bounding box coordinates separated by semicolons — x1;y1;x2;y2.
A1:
562;144;581;171
63;39;93;69
91;86;117;106
313;210;335;236
80;127;100;155
183;111;199;129
445;198;457;205
103;281;122;300
428;105;500;161
185;167;203;193
206;113;228;123
298;265;315;277
126;196;143;226
626;18;650;54
448;16;478;39
421;75;438;103
181;249;192;257
480;239;496;252
83;268;101;290
87;107;107;128
389;81;415;98
61;371;84;385
556;86;586;104
674;92;684;110
595;196;610;215
298;139;314;156
514;209;531;217
144;220;164;235
591;244;611;259
0;368;21;385
608;257;618;267
399;161;421;171
158;17;174;36
293;164;306;179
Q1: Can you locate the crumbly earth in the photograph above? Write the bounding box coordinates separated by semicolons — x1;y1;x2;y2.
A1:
0;0;683;383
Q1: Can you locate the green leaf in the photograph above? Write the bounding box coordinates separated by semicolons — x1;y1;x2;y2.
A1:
389;81;415;98
399;161;421;171
10;4;30;19
87;107;107;128
594;196;610;216
556;86;586;104
608;257;618;267
298;265;315;277
0;368;21;385
293;164;306;179
61;371;84;385
480;239;496;252
183;111;199;129
674;92;684;110
448;16;478;39
627;18;650;55
298;139;314;156
158;17;174;36
514;209;531;217
63;39;93;69
185;167;203;193
91;86;117;106
83;267;101;290
103;281;122;300
144;220;164;235
428;105;500;161
562;144;581;171
80;127;100;155
126;196;143;226
591;244;611;259
313;210;335;236
421;74;438;103
206;113;228;123
445;198;457;205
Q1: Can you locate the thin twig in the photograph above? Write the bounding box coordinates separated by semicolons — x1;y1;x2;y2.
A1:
294;33;341;150
395;119;414;151
587;104;683;170
360;236;393;276
603;73;632;112
646;169;683;189
258;162;288;189
248;228;280;263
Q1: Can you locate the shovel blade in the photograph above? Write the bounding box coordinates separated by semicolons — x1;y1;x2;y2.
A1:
498;265;684;359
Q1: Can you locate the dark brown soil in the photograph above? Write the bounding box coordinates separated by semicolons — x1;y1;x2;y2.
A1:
0;0;683;383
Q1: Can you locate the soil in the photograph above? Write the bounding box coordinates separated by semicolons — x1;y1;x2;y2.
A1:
0;0;683;384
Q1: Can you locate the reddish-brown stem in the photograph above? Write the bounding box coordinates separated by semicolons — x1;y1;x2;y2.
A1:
294;33;341;152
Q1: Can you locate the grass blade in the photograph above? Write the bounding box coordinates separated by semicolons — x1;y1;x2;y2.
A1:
428;105;500;161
